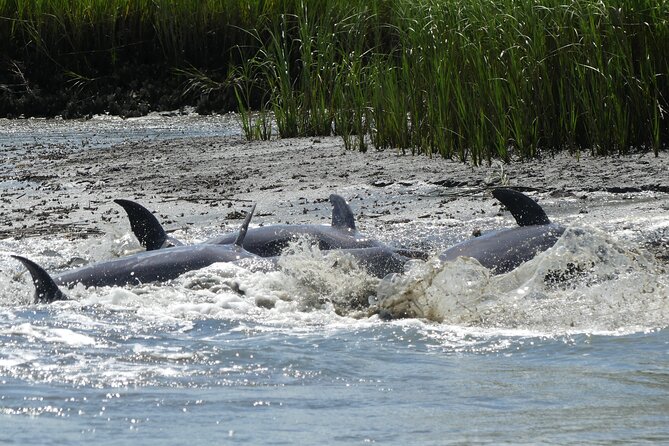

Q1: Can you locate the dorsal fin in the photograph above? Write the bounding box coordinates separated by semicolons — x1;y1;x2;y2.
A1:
234;204;256;246
492;188;551;226
329;194;356;231
114;199;168;251
11;255;67;303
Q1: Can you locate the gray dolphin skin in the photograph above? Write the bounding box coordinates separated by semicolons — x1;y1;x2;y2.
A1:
439;188;565;274
12;205;257;303
117;194;428;259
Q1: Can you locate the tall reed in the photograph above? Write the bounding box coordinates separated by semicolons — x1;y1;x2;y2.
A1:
2;0;667;161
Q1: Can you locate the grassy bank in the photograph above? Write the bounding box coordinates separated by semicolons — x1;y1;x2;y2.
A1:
1;0;667;162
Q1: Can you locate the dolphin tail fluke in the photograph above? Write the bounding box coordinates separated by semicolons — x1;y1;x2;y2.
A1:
11;255;67;303
234;204;257;246
114;199;168;251
492;188;551;226
329;194;356;231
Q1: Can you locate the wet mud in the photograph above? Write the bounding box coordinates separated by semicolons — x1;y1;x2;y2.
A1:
1;132;668;260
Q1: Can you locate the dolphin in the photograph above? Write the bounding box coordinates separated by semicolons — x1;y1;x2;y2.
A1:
328;247;412;278
235;246;413;279
115;194;428;260
12;205;258;303
439;188;565;274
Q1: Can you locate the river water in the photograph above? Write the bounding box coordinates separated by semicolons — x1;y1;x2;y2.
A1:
0;111;240;151
1;115;669;444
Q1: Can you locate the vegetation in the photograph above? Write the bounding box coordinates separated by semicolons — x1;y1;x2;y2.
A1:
1;0;667;162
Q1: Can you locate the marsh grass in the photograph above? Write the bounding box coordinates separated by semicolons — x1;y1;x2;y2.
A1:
1;0;667;162
229;0;668;162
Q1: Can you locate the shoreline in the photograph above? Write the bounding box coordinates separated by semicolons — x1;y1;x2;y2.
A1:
2;134;669;245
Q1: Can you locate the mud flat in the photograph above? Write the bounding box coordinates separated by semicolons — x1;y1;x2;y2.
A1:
1;133;668;259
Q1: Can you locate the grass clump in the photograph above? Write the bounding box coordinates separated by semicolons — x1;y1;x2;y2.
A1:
234;0;668;161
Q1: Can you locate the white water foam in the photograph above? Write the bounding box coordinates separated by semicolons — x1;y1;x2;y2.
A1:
1;323;96;346
2;222;669;338
372;226;669;333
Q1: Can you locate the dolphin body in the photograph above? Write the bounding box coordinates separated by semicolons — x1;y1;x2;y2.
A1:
12;205;258;303
115;194;427;259
11;189;565;304
13;245;412;304
335;247;412;278
11;202;414;304
235;246;412;279
439;188;566;274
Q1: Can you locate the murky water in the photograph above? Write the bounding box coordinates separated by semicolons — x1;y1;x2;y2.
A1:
1;117;669;444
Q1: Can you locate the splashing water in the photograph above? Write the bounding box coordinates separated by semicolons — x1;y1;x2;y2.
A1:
2;202;669;444
373;227;669;332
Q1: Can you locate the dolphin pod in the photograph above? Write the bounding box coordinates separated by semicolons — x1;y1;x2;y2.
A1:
115;194;428;259
12;205;257;303
11;189;566;304
115;194;426;278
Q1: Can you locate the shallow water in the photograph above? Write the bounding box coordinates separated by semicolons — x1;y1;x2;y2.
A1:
0;111;239;151
1;117;669;444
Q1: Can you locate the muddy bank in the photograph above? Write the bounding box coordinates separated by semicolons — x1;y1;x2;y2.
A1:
1;133;668;256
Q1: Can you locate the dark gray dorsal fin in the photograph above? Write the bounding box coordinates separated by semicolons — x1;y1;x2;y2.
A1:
329;194;356;231
234;204;256;246
114;199;167;251
11;255;67;303
492;188;551;226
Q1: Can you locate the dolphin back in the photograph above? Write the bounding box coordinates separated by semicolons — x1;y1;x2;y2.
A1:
492;188;551;226
440;224;565;274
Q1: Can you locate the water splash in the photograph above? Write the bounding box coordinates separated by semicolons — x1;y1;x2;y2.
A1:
3;224;669;336
372;227;669;333
241;240;379;315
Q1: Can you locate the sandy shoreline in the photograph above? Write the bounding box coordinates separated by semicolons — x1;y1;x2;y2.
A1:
2;135;669;250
